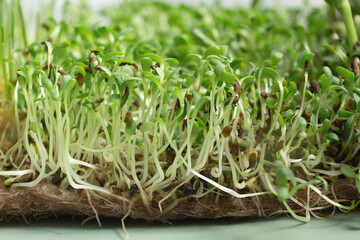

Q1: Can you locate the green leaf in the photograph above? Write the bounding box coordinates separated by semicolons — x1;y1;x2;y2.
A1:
98;26;116;41
230;57;246;72
193;28;217;46
184;54;202;63
265;97;276;109
121;77;139;90
173;87;185;109
330;76;342;86
95;65;112;76
190;120;200;142
330;91;340;107
330;84;348;93
319;74;330;93
336;66;354;94
214;62;225;80
323;66;333;84
204;46;225;58
318;107;331;118
251;107;259;118
271;51;283;65
337;109;355;118
77;65;86;77
4;178;13;187
140;122;155;133
75;26;93;44
283;86;289;99
155;116;165;126
297;50;315;71
160;104;170;119
354;93;360;109
277;184;289;202
143;72;163;92
242;76;255;89
141;57;153;72
275;161;296;185
82;98;93;109
113;75;123;91
164;58;179;65
275;162;296;202
296;116;307;128
41;77;58;100
119;65;133;78
106;94;121;106
340;165;357;178
118;58;136;66
64;78;77;92
326;132;339;142
141;53;162;64
323;119;331;134
17;69;27;79
53;48;66;65
126;119;136;136
53;41;71;49
103;51;124;62
293;180;321;192
283;109;295;121
194;60;207;77
33;69;46;77
220;71;237;83
62;57;73;69
264;67;281;81
194;96;212;112
278;113;284;128
286;81;297;99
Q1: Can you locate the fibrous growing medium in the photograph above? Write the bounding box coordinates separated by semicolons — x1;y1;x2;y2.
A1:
0;0;360;223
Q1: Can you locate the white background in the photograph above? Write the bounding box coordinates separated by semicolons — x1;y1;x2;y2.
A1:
22;0;325;21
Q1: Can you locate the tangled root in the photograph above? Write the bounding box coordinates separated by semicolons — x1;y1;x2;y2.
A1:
0;178;358;221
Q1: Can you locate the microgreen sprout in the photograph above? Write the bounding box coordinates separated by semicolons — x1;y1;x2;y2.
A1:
0;0;360;224
325;0;358;50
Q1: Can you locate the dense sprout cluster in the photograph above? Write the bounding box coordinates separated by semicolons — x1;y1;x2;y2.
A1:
1;0;360;220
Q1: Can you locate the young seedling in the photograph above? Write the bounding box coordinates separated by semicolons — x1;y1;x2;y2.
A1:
325;0;358;50
0;0;359;229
